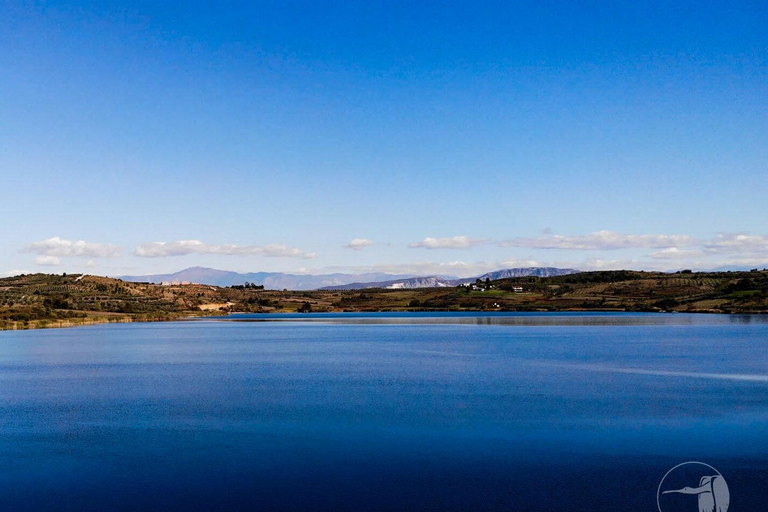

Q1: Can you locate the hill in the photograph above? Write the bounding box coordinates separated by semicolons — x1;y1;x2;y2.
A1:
2;269;767;330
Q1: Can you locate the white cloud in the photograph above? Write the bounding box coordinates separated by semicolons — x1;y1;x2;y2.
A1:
408;235;489;250
702;257;768;268
500;230;696;250
576;257;643;271
134;240;316;259
498;258;542;268
25;237;122;258
649;247;706;260
1;269;31;278
344;238;374;250
35;255;62;266
619;232;768;266
703;233;768;254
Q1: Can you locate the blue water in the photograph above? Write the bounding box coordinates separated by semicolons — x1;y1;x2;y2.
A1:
1;313;767;511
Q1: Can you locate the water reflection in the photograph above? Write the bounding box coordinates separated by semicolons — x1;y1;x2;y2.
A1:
2;316;768;511
210;311;768;327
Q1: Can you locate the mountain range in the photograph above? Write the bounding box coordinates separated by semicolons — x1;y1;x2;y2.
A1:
120;266;579;290
321;267;580;290
119;267;415;290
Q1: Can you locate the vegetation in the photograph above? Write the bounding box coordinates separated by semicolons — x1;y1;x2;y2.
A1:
2;269;767;330
228;282;265;290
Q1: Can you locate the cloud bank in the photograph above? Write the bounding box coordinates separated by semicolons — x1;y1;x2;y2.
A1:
35;255;62;266
26;237;122;258
703;233;768;254
500;230;695;250
648;247;705;260
135;240;316;259
408;236;489;250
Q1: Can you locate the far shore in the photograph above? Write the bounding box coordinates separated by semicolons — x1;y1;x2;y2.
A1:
3;307;766;332
3;270;766;331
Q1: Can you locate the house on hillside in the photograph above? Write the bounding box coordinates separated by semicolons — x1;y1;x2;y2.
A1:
462;279;495;292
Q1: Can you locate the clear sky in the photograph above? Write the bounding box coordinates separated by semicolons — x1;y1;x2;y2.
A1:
1;1;767;278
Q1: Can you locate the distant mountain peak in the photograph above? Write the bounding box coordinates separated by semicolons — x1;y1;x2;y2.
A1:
119;267;415;290
477;267;580;280
120;266;580;291
321;267;580;290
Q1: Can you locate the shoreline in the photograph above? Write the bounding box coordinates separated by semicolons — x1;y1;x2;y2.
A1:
2;307;766;332
3;270;766;332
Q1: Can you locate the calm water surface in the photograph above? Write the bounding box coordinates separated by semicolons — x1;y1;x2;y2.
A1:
1;312;767;511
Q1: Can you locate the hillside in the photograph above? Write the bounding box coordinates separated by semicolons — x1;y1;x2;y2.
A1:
2;269;767;330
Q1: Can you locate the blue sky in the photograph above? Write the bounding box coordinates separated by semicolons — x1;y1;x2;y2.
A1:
2;1;767;277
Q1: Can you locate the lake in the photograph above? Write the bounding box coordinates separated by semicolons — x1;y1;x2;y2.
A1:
1;312;767;511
